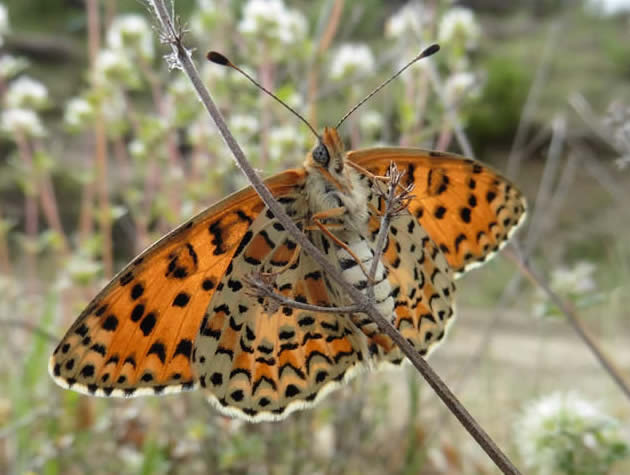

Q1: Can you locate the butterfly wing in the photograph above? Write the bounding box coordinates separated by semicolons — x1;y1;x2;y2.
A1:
193;202;370;421
348;148;527;277
49;169;305;397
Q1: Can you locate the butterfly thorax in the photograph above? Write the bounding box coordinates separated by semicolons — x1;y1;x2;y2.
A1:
303;127;370;233
303;127;395;333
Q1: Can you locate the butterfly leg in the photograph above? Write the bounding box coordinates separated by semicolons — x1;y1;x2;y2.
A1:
307;208;373;280
261;243;302;277
347;160;391;183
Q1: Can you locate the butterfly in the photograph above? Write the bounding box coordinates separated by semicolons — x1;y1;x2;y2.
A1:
49;125;526;421
49;46;527;422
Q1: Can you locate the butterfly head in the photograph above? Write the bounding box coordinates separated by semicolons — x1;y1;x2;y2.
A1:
304;127;346;179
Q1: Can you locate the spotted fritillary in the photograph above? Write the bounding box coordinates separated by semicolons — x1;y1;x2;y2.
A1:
49;126;526;421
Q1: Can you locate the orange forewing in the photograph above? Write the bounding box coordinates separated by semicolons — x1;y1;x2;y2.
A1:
49;169;305;397
349;148;527;275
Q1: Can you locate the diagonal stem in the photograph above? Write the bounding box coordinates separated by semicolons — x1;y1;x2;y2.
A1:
147;3;521;473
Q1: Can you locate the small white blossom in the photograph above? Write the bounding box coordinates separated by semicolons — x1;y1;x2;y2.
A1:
1;108;46;137
129;139;146;159
191;0;230;40
603;101;630;151
438;7;481;50
444;71;480;103
0;3;9;46
615;155;630;170
5;76;49;109
65;254;102;285
199;61;227;84
386;3;424;38
0;55;28;80
313;423;336;458
515;391;629;475
93;48;139;87
106;14;154;60
197;0;217;11
359;110;384;135
101;89;127;124
187;113;221;147
64;97;94;130
229;114;259;137
330;43;375;80
550;261;597;295
269;124;307;161
239;0;307;45
588;0;630;15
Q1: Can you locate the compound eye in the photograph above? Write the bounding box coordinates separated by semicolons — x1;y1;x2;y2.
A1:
312;143;330;167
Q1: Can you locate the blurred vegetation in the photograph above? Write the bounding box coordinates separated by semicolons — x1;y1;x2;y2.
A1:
1;0;629;474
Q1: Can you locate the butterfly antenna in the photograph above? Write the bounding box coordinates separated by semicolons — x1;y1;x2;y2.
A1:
207;51;321;141
335;43;440;130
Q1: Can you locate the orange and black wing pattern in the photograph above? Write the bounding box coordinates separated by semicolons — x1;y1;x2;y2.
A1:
349;148;527;276
49;169;305;397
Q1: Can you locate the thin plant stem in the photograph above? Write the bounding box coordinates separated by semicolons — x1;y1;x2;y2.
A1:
87;0;113;277
147;3;521;473
16;132;69;254
258;46;273;168
425;61;474;157
15;130;39;290
307;0;345;126
506;21;561;178
524;114;566;255
504;246;630;400
0;206;11;275
31;141;70;253
139;56;182;216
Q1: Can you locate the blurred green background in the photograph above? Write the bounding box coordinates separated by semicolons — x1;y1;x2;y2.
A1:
1;0;629;474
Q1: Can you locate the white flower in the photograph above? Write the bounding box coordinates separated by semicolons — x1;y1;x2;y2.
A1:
128;139;146;159
615;155;630;170
313;423;336;458
197;0;216;10
65;254;102;285
444;71;479;103
0;3;9;46
199;61;227;84
106;14;154;60
1;108;46;137
438;7;481;50
5;76;48;109
94;48;138;86
101;89;127;123
515;391;628;474
239;0;307;45
588;0;630;15
386;3;424;38
359;110;384;135
269;124;307;161
0;55;28;80
330;43;375;80
187;115;218;146
64;97;94;129
229;114;259;137
550;261;597;295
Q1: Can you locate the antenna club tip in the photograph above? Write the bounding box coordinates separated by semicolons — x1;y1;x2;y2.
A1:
207;51;231;66
422;43;440;57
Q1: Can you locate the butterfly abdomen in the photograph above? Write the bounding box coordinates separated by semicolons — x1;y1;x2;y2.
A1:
336;234;394;338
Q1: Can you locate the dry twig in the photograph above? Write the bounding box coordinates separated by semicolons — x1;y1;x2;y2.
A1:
146;2;521;473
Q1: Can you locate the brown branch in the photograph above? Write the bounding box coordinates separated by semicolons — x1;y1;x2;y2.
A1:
87;0;113;278
147;2;521;473
368;163;413;286
504;245;630;400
